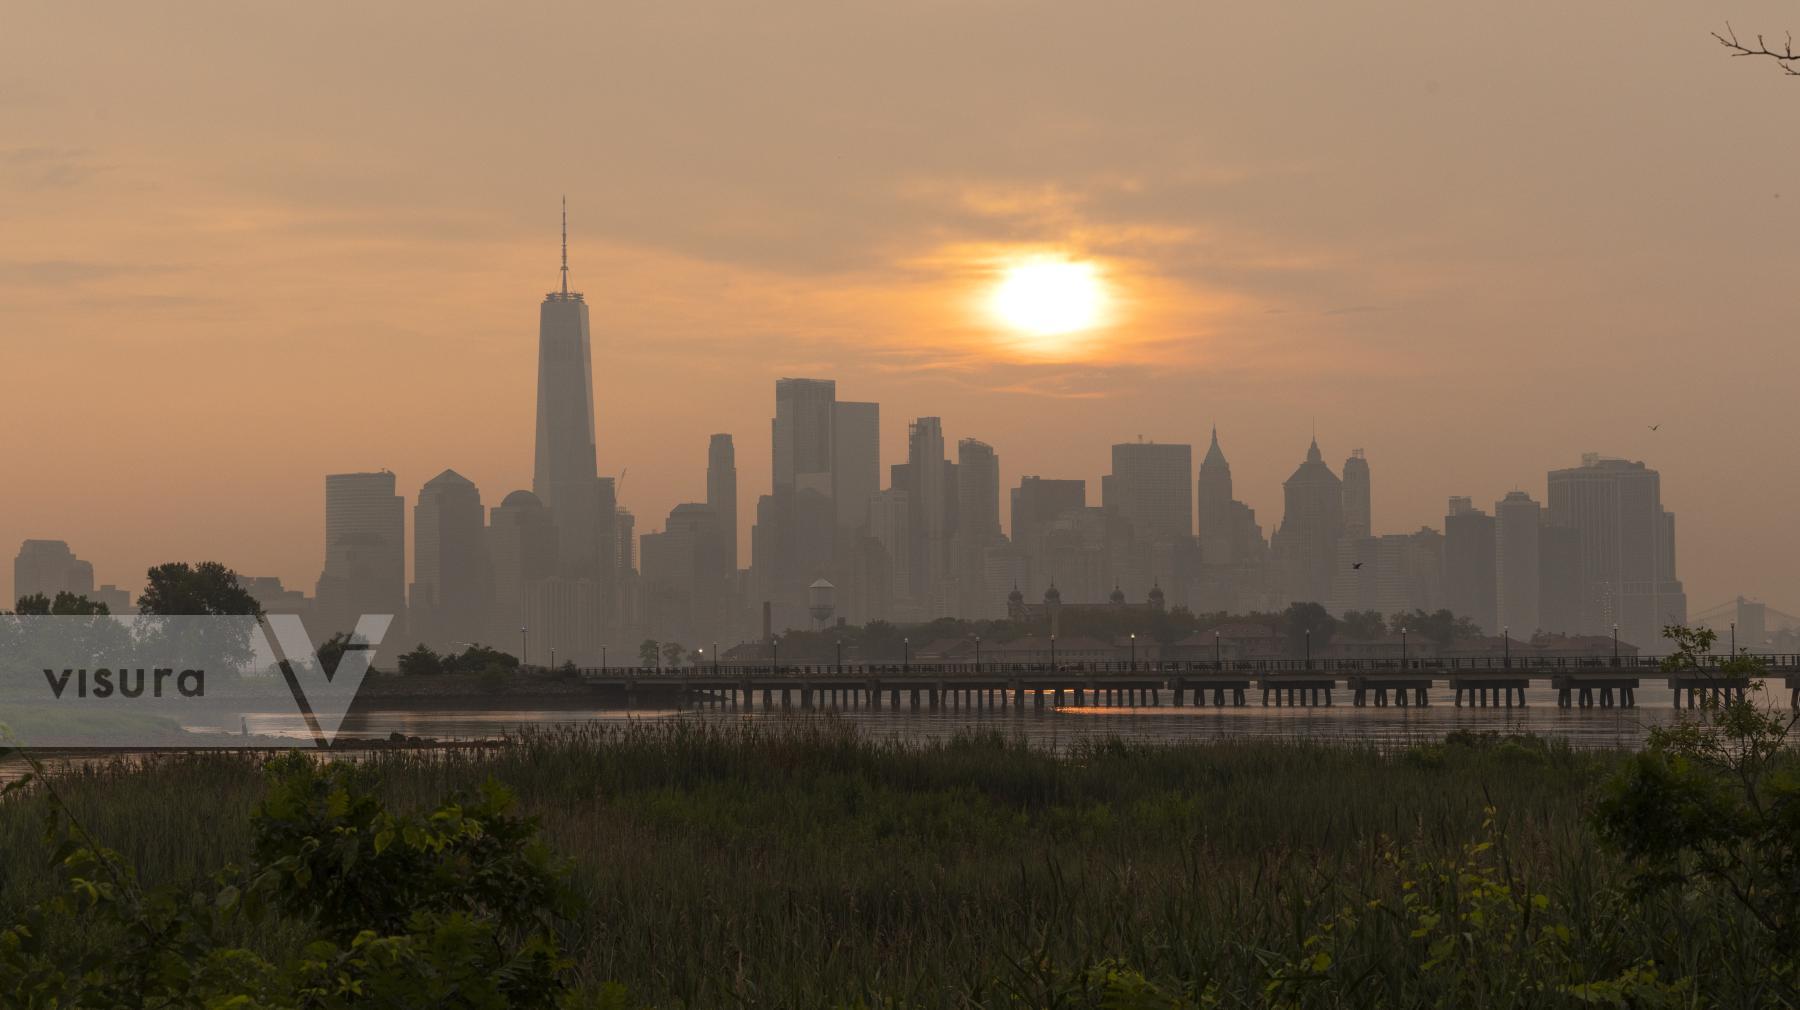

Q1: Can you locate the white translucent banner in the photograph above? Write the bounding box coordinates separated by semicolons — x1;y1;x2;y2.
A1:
0;614;390;748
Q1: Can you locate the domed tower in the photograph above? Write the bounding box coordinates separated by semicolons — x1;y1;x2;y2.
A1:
1007;583;1026;622
1148;582;1166;613
1109;584;1127;606
1043;581;1063;638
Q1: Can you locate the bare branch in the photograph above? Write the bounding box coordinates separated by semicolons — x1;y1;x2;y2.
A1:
1714;22;1800;76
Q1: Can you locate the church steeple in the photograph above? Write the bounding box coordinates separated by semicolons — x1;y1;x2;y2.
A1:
560;195;569;297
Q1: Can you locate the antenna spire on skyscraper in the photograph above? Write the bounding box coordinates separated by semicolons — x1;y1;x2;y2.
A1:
560;196;569;296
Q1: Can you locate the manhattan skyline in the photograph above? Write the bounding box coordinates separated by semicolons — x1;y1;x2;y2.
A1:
4;2;1798;615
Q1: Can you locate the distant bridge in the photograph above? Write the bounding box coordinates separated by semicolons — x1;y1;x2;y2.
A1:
1693;597;1800;645
578;654;1800;711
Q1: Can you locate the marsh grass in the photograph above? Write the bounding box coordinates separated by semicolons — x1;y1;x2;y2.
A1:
0;721;1778;1007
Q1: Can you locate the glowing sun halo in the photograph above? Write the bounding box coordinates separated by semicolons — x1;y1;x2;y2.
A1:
990;258;1107;339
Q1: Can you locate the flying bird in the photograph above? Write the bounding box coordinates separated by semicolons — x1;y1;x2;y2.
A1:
1649;424;1661;431
1352;561;1364;570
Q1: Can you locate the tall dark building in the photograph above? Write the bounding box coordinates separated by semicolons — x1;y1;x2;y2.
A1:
707;434;738;571
1538;521;1583;635
1443;496;1497;634
891;417;953;611
532;201;603;579
1546;454;1686;648
1104;442;1193;542
411;469;489;649
487;490;559;650
1103;441;1192;602
1342;449;1371;539
955;438;1002;616
773;378;836;494
832;401;879;536
1197;427;1265;568
12;539;95;605
1010;476;1086;596
1272;438;1343;605
1494;490;1541;636
316;470;406;638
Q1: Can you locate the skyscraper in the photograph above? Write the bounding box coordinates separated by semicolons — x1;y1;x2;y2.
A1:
955;439;1001;544
755;378;838;629
487;490;558;649
1197;427;1234;561
1011;476;1086;595
1103;441;1193;602
533;201;603;578
1443;496;1497;633
640;503;726;644
867;488;912;605
1342;449;1371;539
707;434;738;571
12;539;95;605
1272;438;1343;605
1494;490;1541;637
772;378;836;494
1546;454;1685;648
316;471;406;637
1105;442;1194;542
955;438;1002;616
896;417;951;608
1538;521;1582;635
832;401;879;536
411;469;489;649
1195;427;1267;581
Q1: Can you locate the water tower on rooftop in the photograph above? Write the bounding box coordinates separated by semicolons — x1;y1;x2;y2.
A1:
808;579;837;629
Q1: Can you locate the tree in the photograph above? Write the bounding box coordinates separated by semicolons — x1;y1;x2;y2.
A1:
0;752;607;1007
396;643;444;676
661;641;688;668
638;638;661;668
136;561;262;616
1715;23;1800;76
1339;609;1387;640
1595;625;1800;952
9;592;109;616
443;643;519;675
1389;608;1482;649
1283;601;1336;657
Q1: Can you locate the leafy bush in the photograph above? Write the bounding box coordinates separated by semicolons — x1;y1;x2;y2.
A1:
0;750;622;1008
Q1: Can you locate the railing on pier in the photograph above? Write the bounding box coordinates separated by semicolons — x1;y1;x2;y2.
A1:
570;653;1800;680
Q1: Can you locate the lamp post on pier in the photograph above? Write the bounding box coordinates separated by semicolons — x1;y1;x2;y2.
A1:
1612;624;1619;666
1129;632;1136;670
772;636;779;675
903;637;910;673
1304;629;1311;670
973;634;981;672
835;639;843;674
1050;634;1057;670
1214;629;1221;669
1400;627;1408;669
1503;627;1510;669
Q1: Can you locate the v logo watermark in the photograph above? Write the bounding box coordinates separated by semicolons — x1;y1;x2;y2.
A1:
263;614;392;746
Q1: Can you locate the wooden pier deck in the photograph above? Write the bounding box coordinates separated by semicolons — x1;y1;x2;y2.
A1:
573;654;1800;711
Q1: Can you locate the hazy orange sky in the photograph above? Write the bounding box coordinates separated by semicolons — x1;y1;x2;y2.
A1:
3;2;1797;617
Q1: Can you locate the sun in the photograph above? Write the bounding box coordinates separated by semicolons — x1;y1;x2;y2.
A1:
989;258;1108;338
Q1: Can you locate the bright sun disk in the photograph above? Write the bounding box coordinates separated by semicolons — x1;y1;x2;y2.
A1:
990;258;1106;338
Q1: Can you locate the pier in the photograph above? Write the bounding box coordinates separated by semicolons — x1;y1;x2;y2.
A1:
575;654;1800;711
